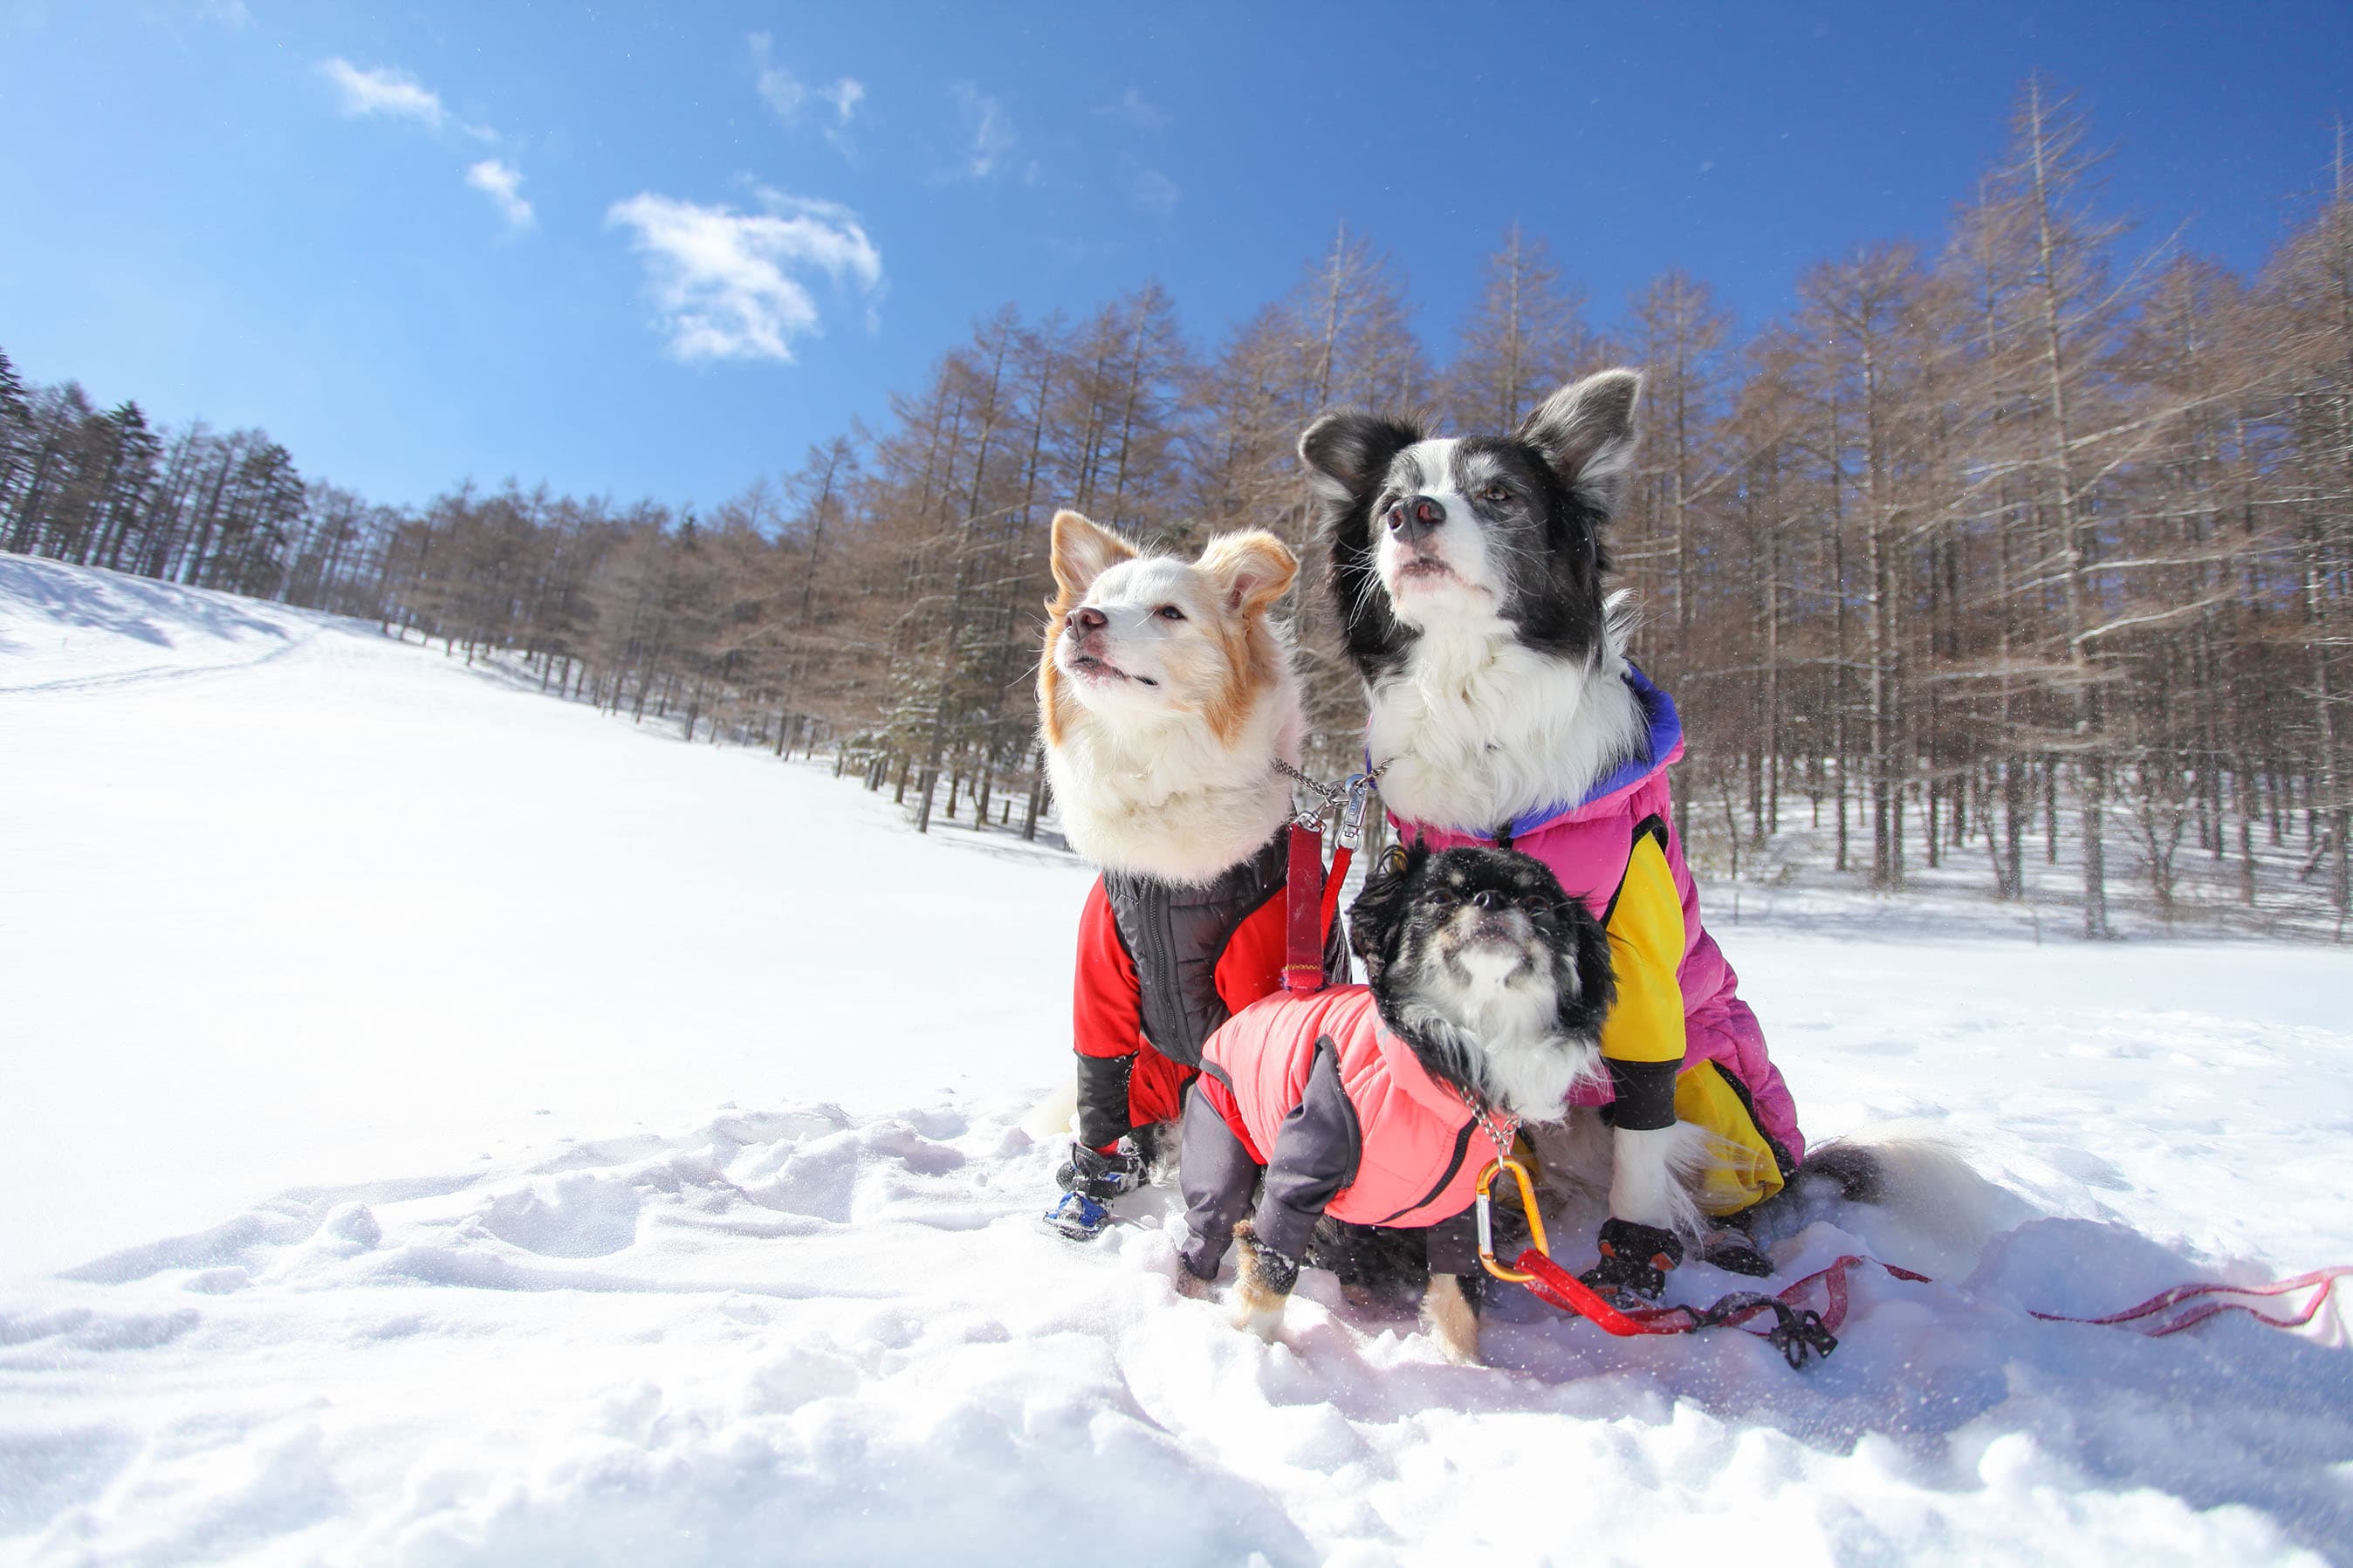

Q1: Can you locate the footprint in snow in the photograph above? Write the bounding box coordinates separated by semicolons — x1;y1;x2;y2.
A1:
477;1173;644;1259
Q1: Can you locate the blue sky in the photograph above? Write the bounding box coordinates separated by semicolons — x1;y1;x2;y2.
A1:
3;1;2347;511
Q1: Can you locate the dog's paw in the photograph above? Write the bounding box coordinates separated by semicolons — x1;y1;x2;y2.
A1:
1230;1220;1297;1341
1228;1287;1287;1341
1421;1274;1481;1365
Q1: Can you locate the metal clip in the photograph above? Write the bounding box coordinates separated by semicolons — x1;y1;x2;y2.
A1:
1474;1157;1549;1284
1338;773;1375;847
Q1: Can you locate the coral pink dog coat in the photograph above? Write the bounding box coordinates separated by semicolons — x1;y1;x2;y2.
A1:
1195;985;1506;1256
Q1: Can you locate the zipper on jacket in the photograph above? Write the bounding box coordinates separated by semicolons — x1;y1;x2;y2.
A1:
1370;1117;1478;1226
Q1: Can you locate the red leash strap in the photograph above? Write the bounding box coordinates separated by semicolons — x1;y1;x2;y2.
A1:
1511;1249;2347;1366
1283;824;1327;993
2027;1263;2353;1338
1323;845;1353;930
1513;1249;1682;1335
1513;1249;1852;1366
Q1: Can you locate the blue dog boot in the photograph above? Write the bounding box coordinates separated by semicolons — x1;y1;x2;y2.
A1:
1044;1190;1115;1242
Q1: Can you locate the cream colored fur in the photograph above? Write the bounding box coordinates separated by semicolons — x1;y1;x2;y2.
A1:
1019;1079;1079;1144
1229;1236;1292;1341
1044;675;1300;883
1041;511;1303;885
1419;1274;1480;1364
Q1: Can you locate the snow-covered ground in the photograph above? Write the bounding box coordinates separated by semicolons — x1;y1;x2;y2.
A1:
3;553;2350;1566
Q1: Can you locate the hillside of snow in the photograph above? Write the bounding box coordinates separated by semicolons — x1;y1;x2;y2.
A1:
3;552;2350;1567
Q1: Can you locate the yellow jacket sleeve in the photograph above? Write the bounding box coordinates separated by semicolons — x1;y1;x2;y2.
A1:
1597;825;1687;1129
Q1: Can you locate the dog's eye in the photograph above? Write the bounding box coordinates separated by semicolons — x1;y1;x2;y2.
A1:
1518;895;1554;915
1156;605;1185;621
1480;483;1511;505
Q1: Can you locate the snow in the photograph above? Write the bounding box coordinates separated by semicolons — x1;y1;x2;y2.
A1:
4;552;2351;1566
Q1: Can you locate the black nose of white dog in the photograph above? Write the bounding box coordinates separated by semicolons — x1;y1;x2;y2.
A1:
1069;606;1108;634
1387;495;1446;541
1470;888;1508;911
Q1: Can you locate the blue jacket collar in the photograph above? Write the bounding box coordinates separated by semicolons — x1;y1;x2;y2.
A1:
1492;664;1680;840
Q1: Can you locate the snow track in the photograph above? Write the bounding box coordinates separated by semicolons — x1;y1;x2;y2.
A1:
0;556;327;695
3;555;2351;1565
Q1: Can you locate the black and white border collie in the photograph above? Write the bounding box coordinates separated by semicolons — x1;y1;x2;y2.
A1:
1298;371;1728;1253
1303;369;1648;839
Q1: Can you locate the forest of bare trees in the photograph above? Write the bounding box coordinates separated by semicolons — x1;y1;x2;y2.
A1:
7;81;2350;936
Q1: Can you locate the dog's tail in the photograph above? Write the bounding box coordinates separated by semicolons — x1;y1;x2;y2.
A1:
1780;1126;2027;1278
1019;1078;1080;1144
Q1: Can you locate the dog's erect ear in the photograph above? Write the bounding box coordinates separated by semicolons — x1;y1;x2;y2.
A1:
1298;411;1426;504
1348;839;1428;984
1520;369;1642;515
1050;510;1138;599
1197;530;1298;619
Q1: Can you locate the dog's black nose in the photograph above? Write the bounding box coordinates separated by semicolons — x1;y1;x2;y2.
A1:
1470;888;1508;911
1387;495;1445;541
1069;606;1108;633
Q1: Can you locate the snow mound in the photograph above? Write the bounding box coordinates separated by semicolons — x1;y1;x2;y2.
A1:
4;1101;2349;1565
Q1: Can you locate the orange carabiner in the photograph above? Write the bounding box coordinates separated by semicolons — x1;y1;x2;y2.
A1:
1475;1157;1549;1283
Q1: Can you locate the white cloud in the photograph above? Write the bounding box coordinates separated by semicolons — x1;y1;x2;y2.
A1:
466;159;535;229
607;188;884;363
319;56;492;140
950;83;1013;179
749;32;805;121
1101;88;1169;133
1132;166;1180;216
820;78;865;125
320;58;446;129
749;32;863;148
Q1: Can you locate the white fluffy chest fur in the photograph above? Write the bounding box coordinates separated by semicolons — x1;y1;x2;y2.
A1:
1044;668;1302;885
1367;613;1645;833
1417;946;1603;1121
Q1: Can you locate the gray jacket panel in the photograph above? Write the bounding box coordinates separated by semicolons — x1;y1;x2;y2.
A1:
1252;1037;1365;1262
1105;829;1344;1070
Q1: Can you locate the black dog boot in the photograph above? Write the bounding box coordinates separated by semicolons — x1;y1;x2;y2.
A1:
1699;1228;1776;1278
1581;1218;1685;1302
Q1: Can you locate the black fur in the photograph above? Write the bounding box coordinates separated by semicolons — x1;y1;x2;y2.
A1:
1300;410;1426;682
1306;1218;1498;1314
1793;1142;1883;1204
1347;842;1616;1113
1299;372;1638;688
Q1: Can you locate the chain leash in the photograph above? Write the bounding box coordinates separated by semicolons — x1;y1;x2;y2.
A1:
1271;757;1391;846
1453;1086;1521;1168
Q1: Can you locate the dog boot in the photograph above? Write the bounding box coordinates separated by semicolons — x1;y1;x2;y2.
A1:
1041;1140;1146;1242
1043;1190;1116;1241
1580;1218;1685;1303
1700;1229;1776;1277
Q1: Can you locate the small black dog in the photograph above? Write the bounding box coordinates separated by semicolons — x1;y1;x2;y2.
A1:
1177;843;1614;1363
